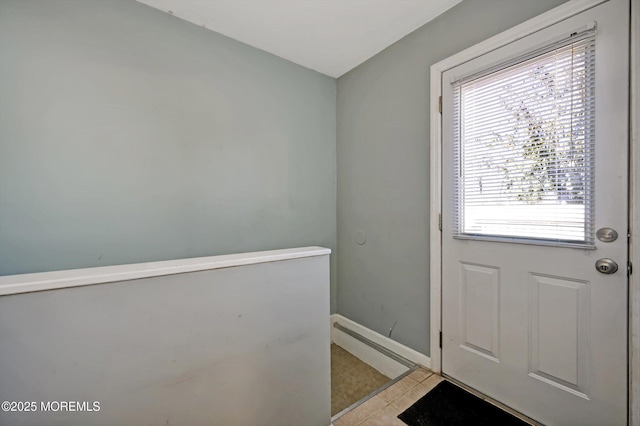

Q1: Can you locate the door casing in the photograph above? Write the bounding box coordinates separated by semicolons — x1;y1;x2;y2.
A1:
428;0;639;423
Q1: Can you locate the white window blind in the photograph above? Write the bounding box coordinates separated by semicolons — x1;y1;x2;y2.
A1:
452;28;596;246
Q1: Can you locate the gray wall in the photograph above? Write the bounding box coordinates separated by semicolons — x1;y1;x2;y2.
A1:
0;0;337;311
0;255;331;426
336;0;568;355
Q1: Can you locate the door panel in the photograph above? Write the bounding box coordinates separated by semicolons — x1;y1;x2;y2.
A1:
459;262;500;361
528;274;590;396
441;1;629;425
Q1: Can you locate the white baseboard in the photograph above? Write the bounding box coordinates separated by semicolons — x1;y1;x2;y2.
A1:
330;314;431;378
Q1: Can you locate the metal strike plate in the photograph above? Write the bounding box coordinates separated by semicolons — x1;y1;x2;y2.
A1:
595;258;618;274
596;227;618;243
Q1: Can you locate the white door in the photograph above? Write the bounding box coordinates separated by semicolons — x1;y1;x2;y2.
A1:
441;1;629;425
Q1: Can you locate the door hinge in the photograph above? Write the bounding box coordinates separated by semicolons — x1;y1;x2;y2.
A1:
439;331;443;348
628;261;633;276
438;213;442;232
438;95;442;114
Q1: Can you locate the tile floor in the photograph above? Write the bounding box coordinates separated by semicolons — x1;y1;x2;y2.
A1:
333;368;443;426
331;344;392;416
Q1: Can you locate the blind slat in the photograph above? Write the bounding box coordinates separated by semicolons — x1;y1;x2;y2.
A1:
452;31;596;245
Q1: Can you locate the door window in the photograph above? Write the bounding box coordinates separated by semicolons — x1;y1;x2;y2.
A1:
452;28;596;246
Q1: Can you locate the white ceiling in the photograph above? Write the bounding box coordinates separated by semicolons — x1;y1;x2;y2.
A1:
135;0;462;78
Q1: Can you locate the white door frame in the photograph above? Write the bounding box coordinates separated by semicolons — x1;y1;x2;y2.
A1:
628;0;639;423
428;0;639;423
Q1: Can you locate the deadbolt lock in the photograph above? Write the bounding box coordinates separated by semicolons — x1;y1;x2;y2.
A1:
595;258;618;274
596;227;618;243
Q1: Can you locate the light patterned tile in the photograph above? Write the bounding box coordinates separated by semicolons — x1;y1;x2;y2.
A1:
422;374;444;393
407;368;433;383
333;395;388;426
357;404;405;426
390;382;430;412
378;376;419;403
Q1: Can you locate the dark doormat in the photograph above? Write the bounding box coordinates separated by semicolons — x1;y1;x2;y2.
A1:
398;380;531;426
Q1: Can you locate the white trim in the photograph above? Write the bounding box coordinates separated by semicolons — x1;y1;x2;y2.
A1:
629;0;639;424
330;314;431;376
331;326;408;379
429;63;443;374
0;246;331;296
